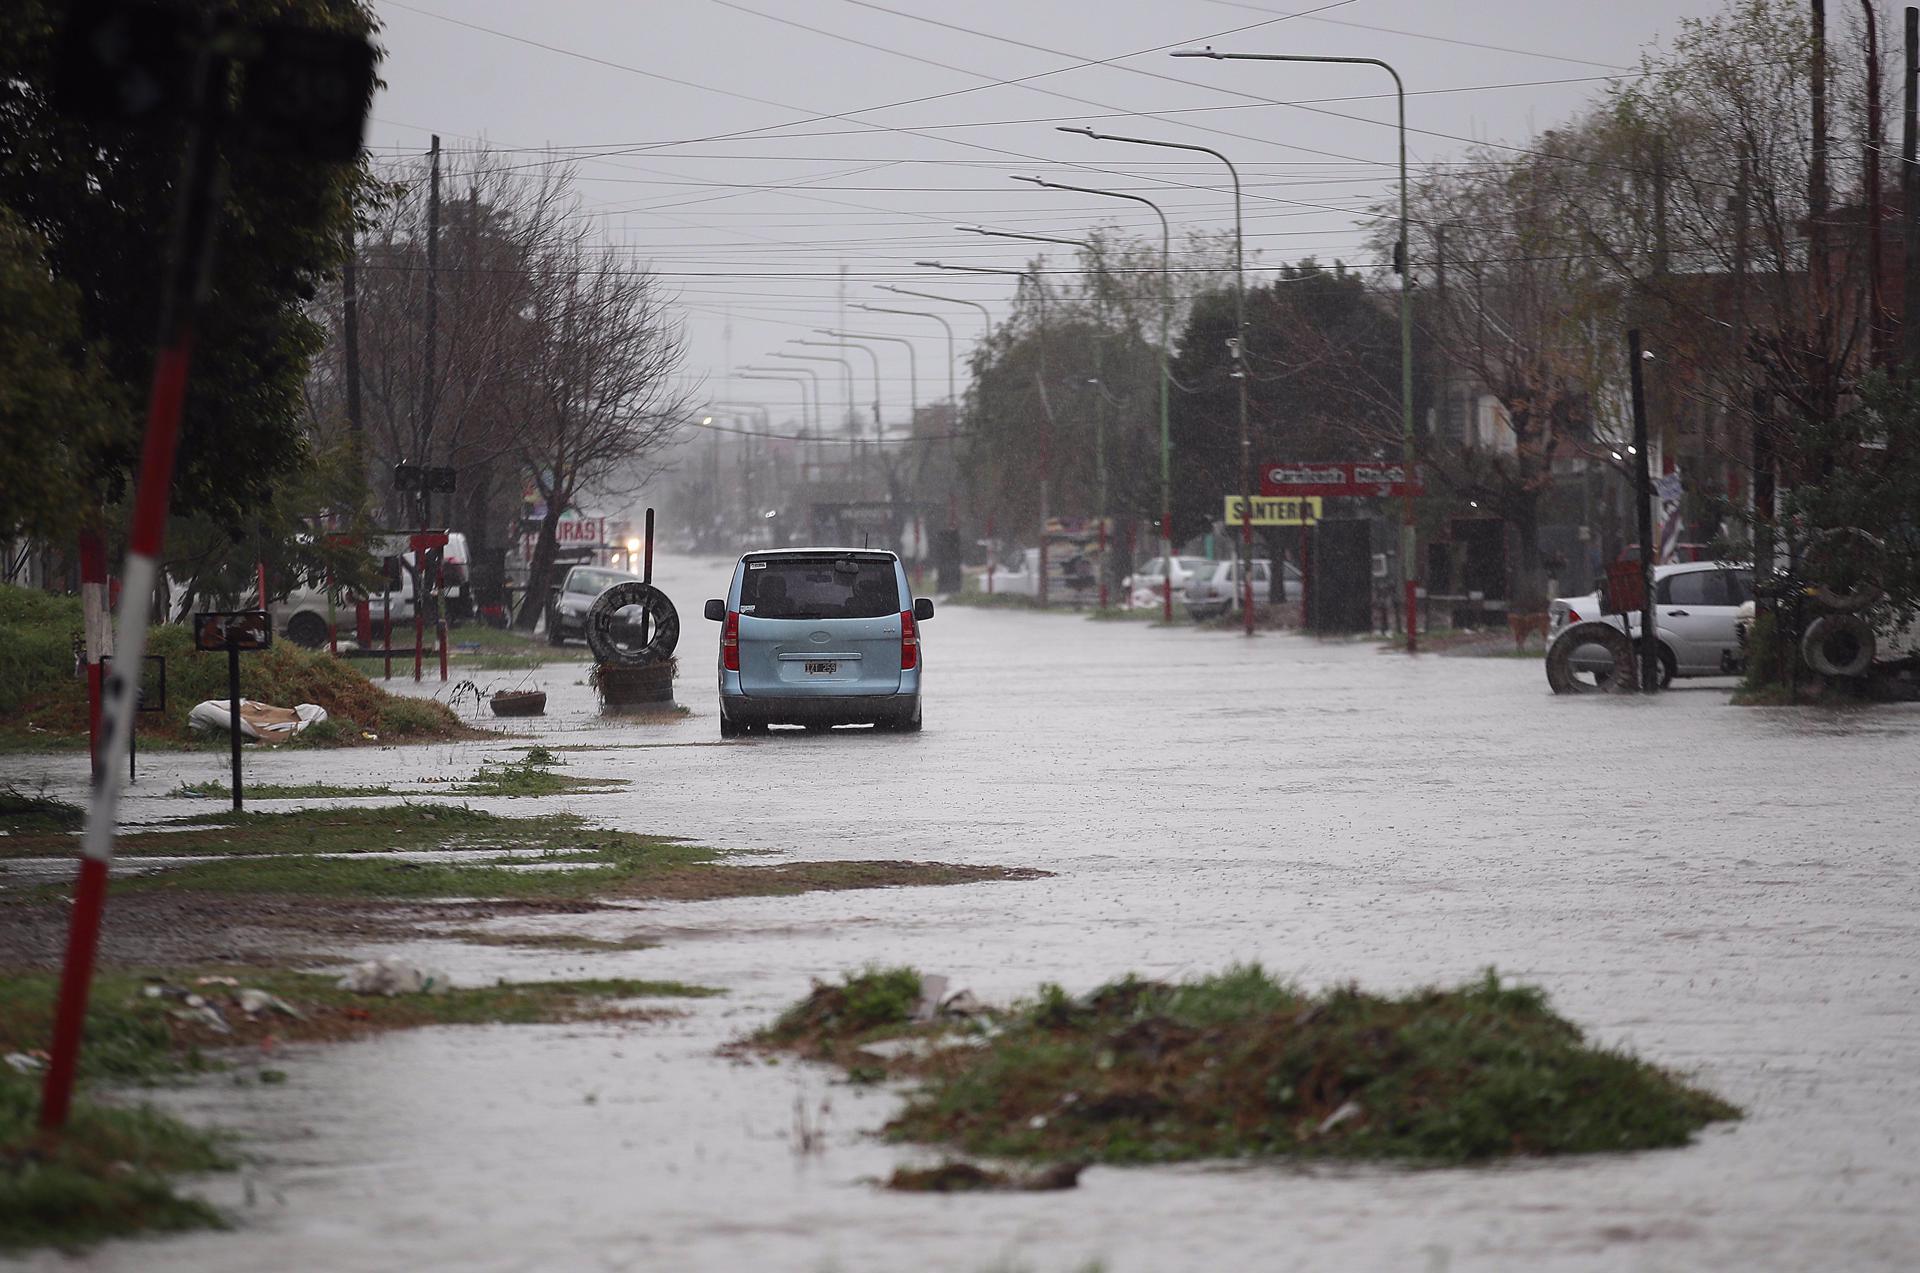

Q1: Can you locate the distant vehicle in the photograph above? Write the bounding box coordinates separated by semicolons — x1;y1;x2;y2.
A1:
1547;560;1753;687
1183;558;1300;620
441;531;472;620
271;534;420;649
969;547;1101;602
1127;556;1218;608
546;565;641;646
705;548;931;736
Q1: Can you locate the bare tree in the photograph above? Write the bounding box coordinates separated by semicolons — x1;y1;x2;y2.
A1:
512;226;692;627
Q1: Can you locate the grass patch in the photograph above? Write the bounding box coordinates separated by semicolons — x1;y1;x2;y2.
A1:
1086;606;1157;622
0;968;718;1074
0;1072;228;1253
450;627;584;669
940;590;1047;611
0;590;483;752
0;785;83;833
759;966;924;1058
0;803;571;860
749;965;1739;1168
168;781;401;800
450;752;628;798
0;964;714;1251
2;804;1045;904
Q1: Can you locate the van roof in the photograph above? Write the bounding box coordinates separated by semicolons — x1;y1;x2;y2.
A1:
741;547;899;561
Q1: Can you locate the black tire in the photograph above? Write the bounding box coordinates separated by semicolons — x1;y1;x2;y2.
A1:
1651;644;1677;690
585;582;680;666
1545;621;1638;694
285;611;329;650
1803;613;1876;676
546;614;567;647
900;704;923;733
719;713;740;739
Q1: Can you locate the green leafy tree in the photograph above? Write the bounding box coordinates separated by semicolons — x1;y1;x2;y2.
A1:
0;0;380;552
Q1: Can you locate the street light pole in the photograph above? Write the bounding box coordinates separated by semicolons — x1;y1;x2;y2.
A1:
804;334;887;514
1009;177;1175;623
739;365;818;432
1175;46;1417;651
803;335;884;438
771;350;855;433
919;258;1058;606
828;329;919;434
957;226;1114;609
858;303;963;547
879;285;994;345
1060;127;1254;635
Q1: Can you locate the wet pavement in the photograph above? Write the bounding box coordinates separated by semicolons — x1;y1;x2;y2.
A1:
11;552;1920;1271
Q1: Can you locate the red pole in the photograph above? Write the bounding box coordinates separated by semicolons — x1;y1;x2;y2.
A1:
1299;523;1312;631
435;549;448;682
1097;517;1109;609
383;592;392;680
1404;491;1419;653
412;543;424;683
986;513;995;594
1242;500;1255;637
256;560;267;610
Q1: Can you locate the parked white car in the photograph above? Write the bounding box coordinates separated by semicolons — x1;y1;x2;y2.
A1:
1127;556;1218;608
1548;560;1753;687
1184;558;1298;620
969;547;1102;603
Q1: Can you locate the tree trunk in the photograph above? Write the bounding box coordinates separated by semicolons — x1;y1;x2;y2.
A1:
514;501;565;630
1506;489;1547;610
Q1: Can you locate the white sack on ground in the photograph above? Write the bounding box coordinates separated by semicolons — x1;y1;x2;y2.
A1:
186;699;328;743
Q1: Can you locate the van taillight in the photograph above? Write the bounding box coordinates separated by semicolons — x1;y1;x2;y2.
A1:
899;609;918;670
722;610;740;671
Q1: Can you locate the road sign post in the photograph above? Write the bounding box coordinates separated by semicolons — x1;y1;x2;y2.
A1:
195;612;271;812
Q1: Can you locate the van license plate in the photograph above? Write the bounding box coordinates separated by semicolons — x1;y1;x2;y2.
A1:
804;660;838;675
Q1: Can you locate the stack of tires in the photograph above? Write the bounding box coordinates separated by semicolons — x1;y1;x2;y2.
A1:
586;582;680;711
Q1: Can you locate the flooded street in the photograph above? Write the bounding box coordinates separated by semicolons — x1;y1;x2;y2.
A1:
18;555;1920;1272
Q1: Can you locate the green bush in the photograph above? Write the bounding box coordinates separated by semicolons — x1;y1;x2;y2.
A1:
0;586;79;713
377;695;458;737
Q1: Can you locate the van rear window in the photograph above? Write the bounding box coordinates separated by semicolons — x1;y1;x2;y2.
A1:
741;558;900;620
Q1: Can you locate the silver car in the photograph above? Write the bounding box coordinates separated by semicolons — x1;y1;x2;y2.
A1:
704;549;932;736
1547;561;1753;687
1184;558;1298;620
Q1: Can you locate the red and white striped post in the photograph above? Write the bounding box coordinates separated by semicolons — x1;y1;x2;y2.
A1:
39;48;230;1135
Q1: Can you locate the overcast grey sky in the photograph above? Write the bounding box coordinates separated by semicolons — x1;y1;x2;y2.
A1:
366;0;1752;432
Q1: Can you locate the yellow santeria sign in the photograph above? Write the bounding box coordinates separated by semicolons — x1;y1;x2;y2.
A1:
1224;495;1321;525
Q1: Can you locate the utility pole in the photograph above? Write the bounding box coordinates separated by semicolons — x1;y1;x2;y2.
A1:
422;134;441;528
1628;329;1659;694
1811;2;1831;311
1903;7;1920;373
1865;2;1889;368
342;229;364;496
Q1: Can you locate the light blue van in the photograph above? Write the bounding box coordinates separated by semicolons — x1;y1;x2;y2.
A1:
703;549;933;737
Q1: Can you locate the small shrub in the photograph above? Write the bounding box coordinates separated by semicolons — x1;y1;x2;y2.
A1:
377;696;459;737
